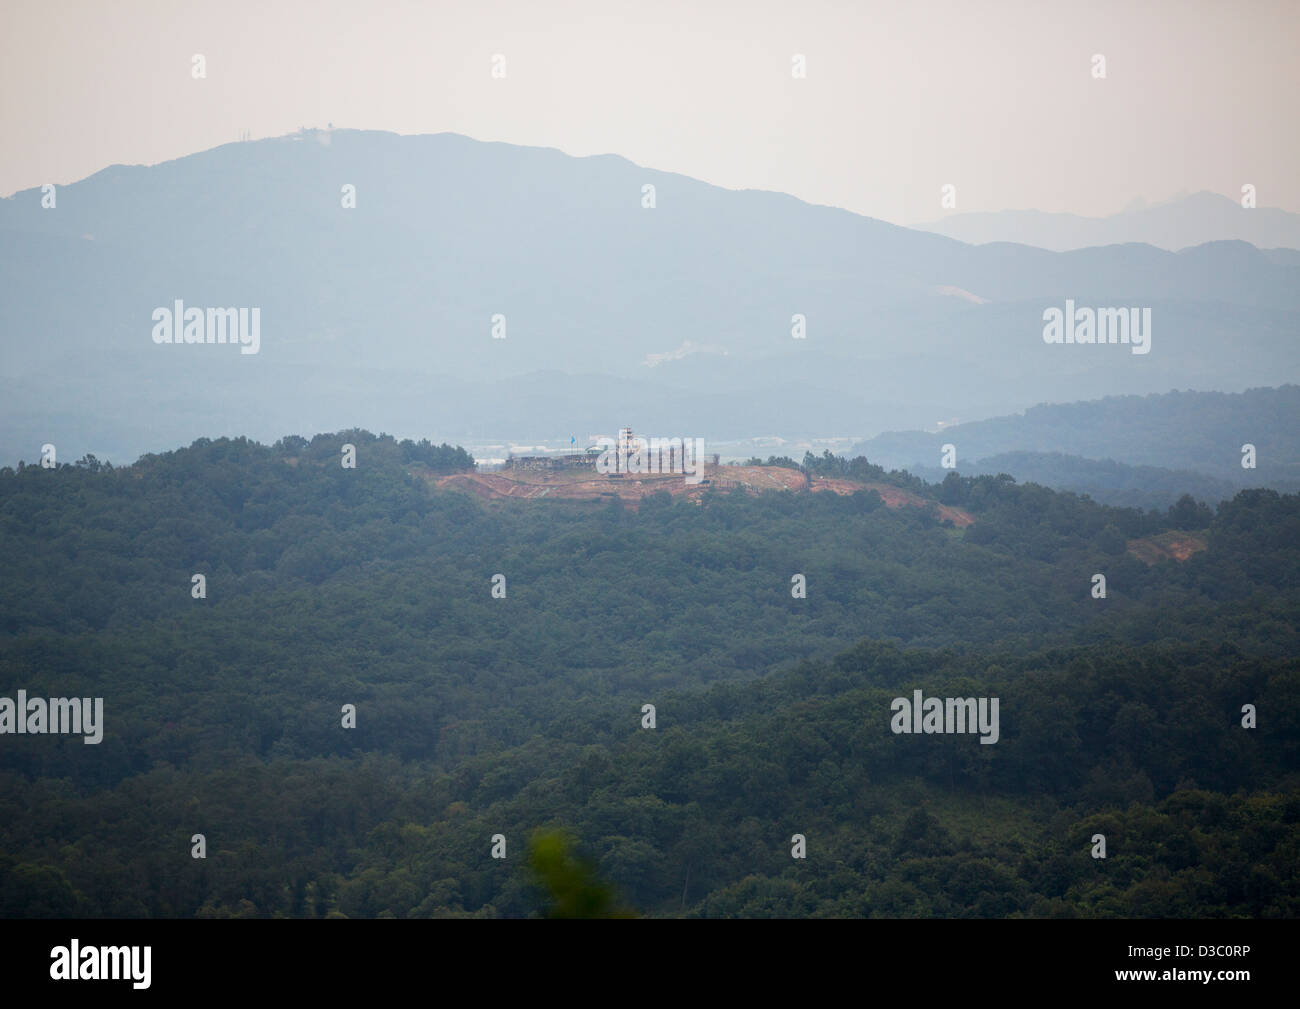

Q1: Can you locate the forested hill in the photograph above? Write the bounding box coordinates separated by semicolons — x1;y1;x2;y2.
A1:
1;432;1298;916
851;385;1300;488
905;451;1247;512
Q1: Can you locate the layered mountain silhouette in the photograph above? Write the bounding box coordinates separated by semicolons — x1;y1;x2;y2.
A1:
917;191;1300;253
851;386;1300;507
2;130;1298;464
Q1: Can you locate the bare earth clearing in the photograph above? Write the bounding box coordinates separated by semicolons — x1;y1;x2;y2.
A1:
1127;530;1210;564
419;464;976;526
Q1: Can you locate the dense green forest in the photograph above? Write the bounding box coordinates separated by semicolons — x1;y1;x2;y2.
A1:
1;432;1297;917
902;451;1249;511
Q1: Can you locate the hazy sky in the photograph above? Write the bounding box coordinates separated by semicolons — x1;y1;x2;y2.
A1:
2;0;1296;223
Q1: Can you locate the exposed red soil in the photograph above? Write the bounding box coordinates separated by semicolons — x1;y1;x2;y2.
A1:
430;468;715;510
808;476;974;528
1127;531;1209;565
424;464;974;526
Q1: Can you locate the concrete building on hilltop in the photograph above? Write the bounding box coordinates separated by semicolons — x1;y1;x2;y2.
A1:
504;427;716;479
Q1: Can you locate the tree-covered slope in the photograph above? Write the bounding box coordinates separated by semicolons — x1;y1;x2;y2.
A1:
1;433;1297;917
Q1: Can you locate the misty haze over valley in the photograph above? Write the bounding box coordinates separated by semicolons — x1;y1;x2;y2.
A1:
2;0;1298;967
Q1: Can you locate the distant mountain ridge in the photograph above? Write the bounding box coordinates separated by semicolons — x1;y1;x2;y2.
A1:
917;191;1300;253
2;131;1298;464
851;386;1300;507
